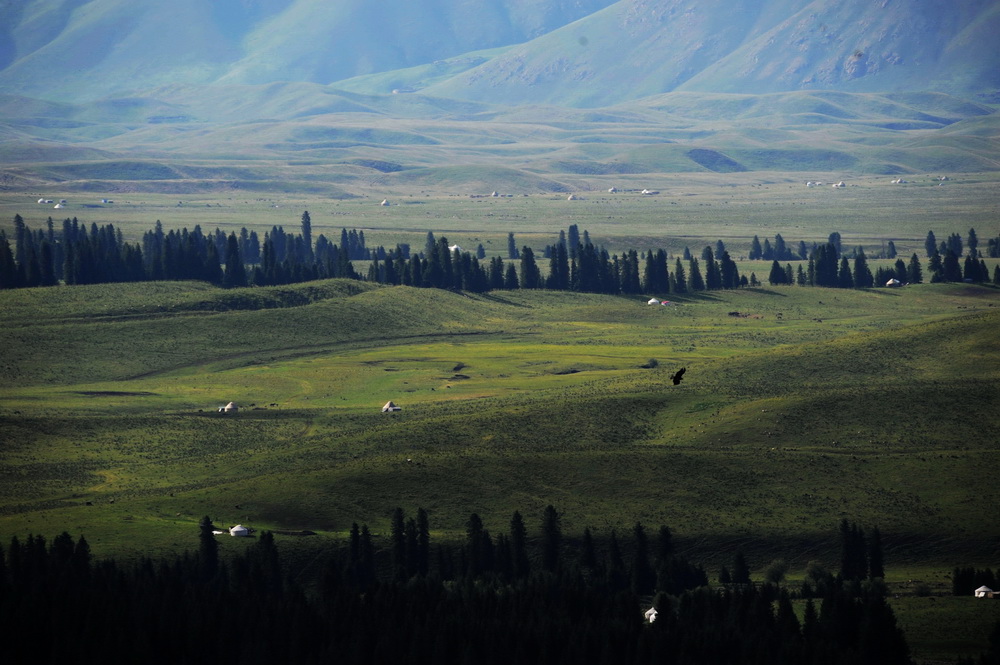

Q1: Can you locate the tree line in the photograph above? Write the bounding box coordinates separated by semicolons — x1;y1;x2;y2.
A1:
3;213;998;291
0;510;933;665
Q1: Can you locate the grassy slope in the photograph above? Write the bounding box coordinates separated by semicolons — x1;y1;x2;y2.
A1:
2;279;998;662
2;280;997;553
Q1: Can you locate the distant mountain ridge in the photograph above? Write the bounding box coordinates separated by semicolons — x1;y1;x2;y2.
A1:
1;0;998;107
424;0;1000;106
0;0;617;103
1;0;998;194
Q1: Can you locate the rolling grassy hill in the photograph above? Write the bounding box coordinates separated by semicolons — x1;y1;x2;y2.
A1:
2;279;997;577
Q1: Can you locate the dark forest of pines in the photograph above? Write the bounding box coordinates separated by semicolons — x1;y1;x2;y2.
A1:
0;510;954;665
2;213;998;292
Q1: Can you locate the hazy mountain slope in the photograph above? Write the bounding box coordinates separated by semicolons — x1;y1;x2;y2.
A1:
678;0;1000;95
423;0;1000;107
0;0;616;103
0;0;241;100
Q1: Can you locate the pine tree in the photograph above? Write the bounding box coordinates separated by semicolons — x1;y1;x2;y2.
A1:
540;505;562;573
510;511;530;579
391;507;407;581
838;257;854;288
732;551;751;584
673;258;686;293
567;224;580;259
198;515;218;580
507;232;519;259
519;247;540;289
828;231;842;257
768;260;786;285
631;522;656;596
925;231;937;258
853;249;873;288
300;211;313;260
416;508;430;577
719;251;739;289
749;235;763;260
504;262;519;289
943;250;962;281
0;233;17;288
688;258;705;291
466;513;487;577
893;258;907;283
223;233;247;288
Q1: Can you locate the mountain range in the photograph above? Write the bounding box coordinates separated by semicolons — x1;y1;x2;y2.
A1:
1;0;998;194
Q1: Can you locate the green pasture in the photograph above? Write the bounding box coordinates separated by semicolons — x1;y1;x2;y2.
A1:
1;278;998;663
3;172;998;259
2;280;997;550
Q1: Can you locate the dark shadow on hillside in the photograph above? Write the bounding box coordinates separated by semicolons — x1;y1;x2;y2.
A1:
744;288;787;297
477;293;532;307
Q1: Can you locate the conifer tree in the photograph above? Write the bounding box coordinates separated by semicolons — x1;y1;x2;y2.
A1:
507;232;519;259
943;250;962;281
688;258;705;291
519;247;540;289
903;254;921;284
838;257;854;288
0;233;17;288
853;249;873;288
510;511;530;579
673;258;687;293
300;210;312;260
925;230;937;257
631;522;656;596
223;233;247;288
732;550;751;584
198;516;218;580
391;507;407;582
540;505;562;573
768;260;786;285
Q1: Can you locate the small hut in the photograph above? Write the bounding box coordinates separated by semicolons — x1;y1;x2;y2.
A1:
644;607;658;623
382;401;401;413
886;278;902;288
975;586;995;598
219;401;239;413
229;525;249;537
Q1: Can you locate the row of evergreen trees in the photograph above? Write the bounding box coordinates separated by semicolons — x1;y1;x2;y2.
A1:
953;566;999;596
2;511;925;665
3;213;998;291
924;228;1000;259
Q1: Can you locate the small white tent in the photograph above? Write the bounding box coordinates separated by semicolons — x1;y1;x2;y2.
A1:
644;607;657;623
382;401;401;412
229;525;249;537
647;297;660;305
886;278;902;288
975;585;995;598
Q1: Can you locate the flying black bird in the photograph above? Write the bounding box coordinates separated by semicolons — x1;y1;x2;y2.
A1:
670;367;686;385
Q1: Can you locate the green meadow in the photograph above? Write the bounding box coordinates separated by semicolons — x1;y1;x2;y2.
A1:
2;280;997;562
2;187;999;662
5;171;999;258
